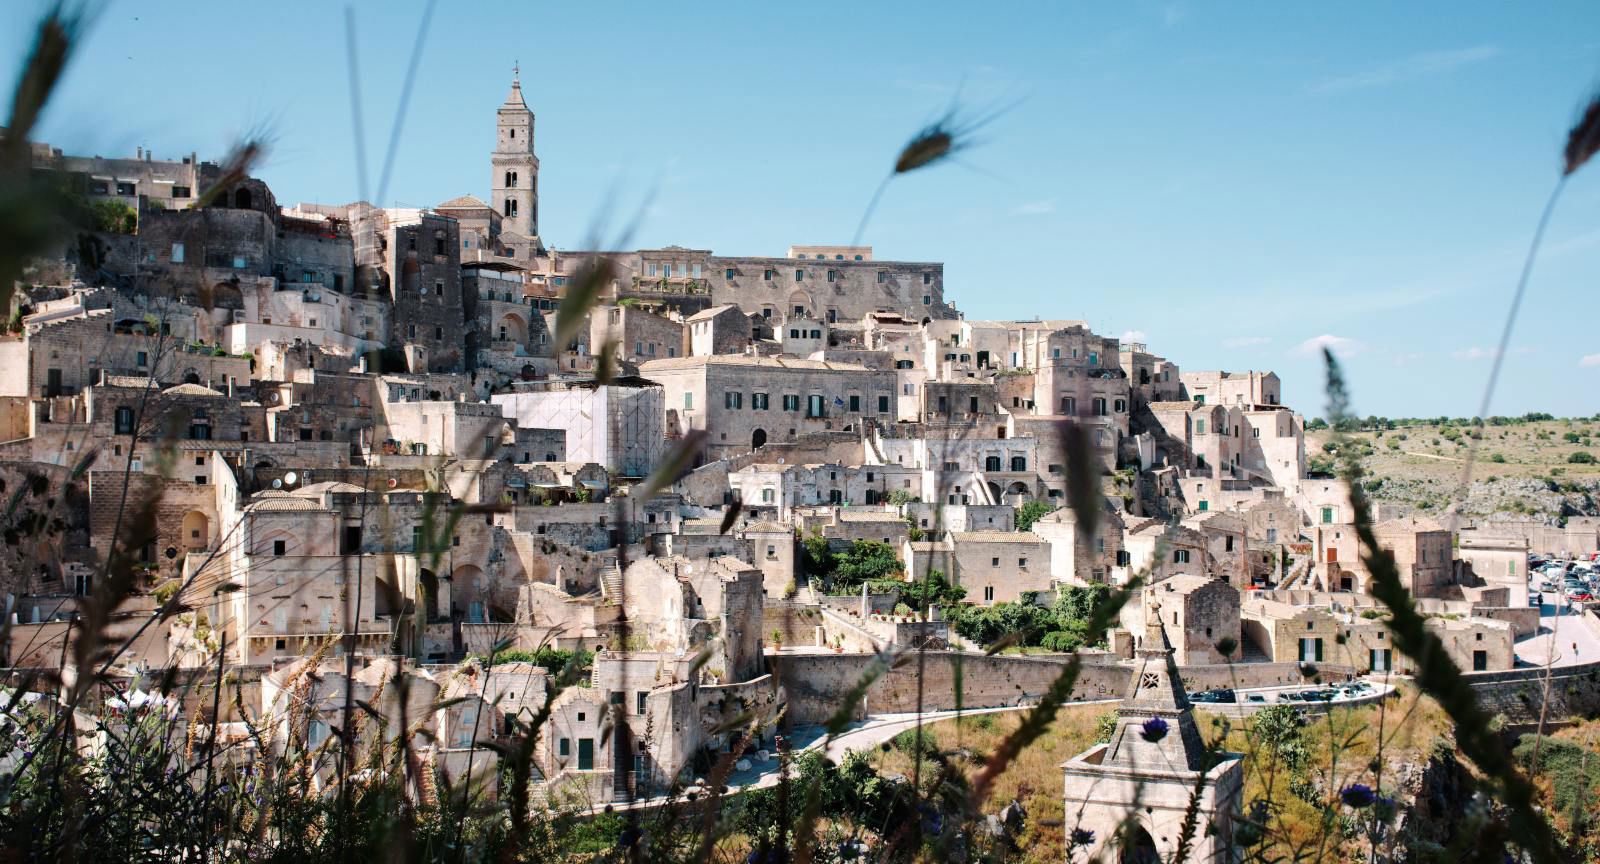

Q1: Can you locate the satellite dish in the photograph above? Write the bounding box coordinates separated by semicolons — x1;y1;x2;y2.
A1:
284;471;299;486
387;478;398;489
271;479;283;489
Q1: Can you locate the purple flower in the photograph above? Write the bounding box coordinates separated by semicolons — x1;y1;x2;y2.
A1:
1140;717;1169;742
1070;828;1095;847
1340;783;1377;808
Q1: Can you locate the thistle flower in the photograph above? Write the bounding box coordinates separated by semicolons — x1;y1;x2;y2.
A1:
1564;92;1600;176
1070;828;1095;847
1140;717;1169;742
1340;783;1377;808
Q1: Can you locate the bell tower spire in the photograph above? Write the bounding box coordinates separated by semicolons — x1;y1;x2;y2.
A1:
492;64;538;240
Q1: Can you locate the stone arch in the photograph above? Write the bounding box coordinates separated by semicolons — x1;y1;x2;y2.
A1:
520;364;537;381
785;289;814;316
451;564;488;621
233;187;252;210
418;568;441;621
181;510;209;550
254;529;297;557
211;282;244;310
496;312;528;344
1121;826;1159;864
986;481;1002;504
751;428;767;450
182;369;201;384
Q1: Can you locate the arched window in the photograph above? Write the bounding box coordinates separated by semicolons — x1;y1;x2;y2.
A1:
505;170;518;188
504;199;518;217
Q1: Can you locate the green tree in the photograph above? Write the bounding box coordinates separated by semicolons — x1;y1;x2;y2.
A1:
1569;451;1596;464
1014;500;1057;532
885;568;965;612
829;540;903;592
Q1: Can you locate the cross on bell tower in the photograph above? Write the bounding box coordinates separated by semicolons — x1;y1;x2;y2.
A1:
492;64;539;239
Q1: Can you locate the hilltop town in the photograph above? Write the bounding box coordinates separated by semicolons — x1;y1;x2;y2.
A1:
4;74;1599;859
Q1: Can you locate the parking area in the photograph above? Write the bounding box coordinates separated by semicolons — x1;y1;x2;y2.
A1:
1188;680;1392;715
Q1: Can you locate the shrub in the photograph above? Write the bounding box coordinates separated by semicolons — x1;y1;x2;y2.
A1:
1489;453;1506;463
1569;451;1596;464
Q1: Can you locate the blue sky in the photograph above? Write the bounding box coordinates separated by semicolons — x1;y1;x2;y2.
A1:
5;1;1600;418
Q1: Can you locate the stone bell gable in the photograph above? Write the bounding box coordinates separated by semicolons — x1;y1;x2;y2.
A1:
1062;602;1243;863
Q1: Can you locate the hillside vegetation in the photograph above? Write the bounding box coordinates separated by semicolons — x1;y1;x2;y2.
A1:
1307;416;1600;519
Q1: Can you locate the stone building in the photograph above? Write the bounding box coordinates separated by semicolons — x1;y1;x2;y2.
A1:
640;355;896;461
1139;574;1241;664
1062;613;1242;863
947;531;1053;604
492;379;664;477
383;211;466;373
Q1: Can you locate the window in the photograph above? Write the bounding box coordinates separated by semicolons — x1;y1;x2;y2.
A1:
1253;427;1261;438
558;739;569;757
116;181;136;196
636;692;648;714
985;456;1001;471
684;392;693;410
848;395;860;412
1116;550;1131;566
764;269;774;280
782;394;800;411
1087;351;1098;365
1370;648;1391;673
1010;456;1026;471
752;392;769;410
1195;419;1207;435
136;351;148;368
827;269;836;282
273;540;286;556
1197;499;1208;512
794;269;805;281
877;271;888;284
725;268;736;279
1019;557;1028;568
1059;396;1075;414
1299;637;1324;662
114;407;135;435
878;395;890;413
189;422;211;440
1114;399;1127;413
922;272;932;285
922;295;932;305
1173;549;1191;564
725;391;742;409
171;242;185;263
761;488;774;503
172;185;190;198
1321;506;1334;524
1225;535;1234;552
806;395;824;418
983;586;994;603
1092;397;1107;416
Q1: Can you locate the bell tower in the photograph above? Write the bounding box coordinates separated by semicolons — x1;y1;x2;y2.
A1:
491;63;539;239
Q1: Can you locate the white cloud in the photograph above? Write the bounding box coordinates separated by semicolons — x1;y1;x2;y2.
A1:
1012;199;1056;216
1161;3;1187;28
1310;45;1500;94
1121;329;1148;343
1294;334;1362;358
1222;336;1271;349
1451;346;1535;361
1581;353;1600;368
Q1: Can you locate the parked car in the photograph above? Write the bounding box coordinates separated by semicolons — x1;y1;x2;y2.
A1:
1188;689;1237;704
1569;591;1593;603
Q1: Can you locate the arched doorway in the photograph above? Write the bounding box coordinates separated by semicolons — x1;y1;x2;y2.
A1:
751;428;767;450
181;511;209;550
233;188;252;210
1121;827;1159;864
